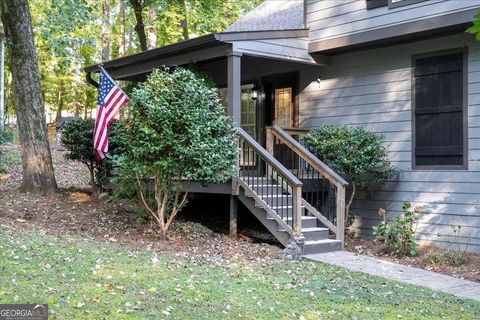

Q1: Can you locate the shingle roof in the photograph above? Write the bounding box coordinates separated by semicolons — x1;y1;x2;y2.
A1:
224;0;304;32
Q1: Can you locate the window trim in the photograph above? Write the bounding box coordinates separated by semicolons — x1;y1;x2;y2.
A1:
411;48;469;171
388;0;428;9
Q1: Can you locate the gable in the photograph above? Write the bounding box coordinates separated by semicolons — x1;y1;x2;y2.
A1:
225;0;305;32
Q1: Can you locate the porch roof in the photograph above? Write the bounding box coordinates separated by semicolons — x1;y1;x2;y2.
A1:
84;29;325;83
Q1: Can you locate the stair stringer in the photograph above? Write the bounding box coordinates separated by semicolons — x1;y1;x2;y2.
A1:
237;188;290;246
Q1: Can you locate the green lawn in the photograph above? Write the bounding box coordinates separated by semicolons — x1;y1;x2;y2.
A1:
1;229;479;320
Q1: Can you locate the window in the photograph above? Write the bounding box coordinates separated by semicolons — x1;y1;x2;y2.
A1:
389;0;428;9
219;85;257;166
412;50;468;169
366;0;427;10
366;0;387;10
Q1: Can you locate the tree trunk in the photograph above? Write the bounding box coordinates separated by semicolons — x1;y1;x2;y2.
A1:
71;55;81;117
118;0;126;57
71;74;79;117
83;102;88;119
129;0;147;52
0;36;5;130
4;72;11;124
118;0;126;120
127;20;133;53
55;86;63;122
147;6;156;49
345;183;356;226
0;0;58;193
101;0;110;61
178;0;189;40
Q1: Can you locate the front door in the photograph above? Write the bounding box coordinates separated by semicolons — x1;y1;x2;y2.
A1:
263;75;298;130
262;75;298;169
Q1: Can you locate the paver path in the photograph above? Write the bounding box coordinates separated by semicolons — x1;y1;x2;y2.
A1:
305;251;480;301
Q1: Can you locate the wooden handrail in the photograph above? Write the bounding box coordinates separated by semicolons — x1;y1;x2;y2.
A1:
267;126;349;187
236;127;303;187
281;127;310;136
267;126;348;247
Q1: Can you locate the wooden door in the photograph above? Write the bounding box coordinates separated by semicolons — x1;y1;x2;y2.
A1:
263;75;298;169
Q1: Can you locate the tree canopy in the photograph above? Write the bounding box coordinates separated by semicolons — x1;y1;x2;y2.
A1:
1;0;261;123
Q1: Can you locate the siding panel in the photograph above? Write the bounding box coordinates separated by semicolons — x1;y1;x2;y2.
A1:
230;37;316;64
299;33;480;252
306;0;479;43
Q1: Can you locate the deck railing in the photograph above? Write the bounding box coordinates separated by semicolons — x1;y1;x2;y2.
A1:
266;126;349;246
236;128;303;235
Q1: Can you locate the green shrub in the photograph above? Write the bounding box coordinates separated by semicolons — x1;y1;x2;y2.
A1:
424;249;467;267
61;118;123;195
0;152;7;173
373;202;423;256
467;10;480;41
300;125;399;223
115;67;237;240
0;150;21;173
0;127;15;144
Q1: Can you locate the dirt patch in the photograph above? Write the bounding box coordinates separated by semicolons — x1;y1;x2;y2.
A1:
0;148;279;266
346;236;480;283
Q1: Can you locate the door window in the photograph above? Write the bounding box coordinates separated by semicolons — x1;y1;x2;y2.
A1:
274;87;294;127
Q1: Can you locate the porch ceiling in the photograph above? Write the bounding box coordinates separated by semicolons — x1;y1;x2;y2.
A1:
195;55;320;88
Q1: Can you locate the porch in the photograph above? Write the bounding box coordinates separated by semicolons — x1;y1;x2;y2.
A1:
85;31;347;254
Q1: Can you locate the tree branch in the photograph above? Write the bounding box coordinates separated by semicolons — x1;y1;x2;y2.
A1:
136;174;160;225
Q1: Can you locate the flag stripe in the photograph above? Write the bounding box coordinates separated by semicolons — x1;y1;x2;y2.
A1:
106;96;127;125
94;68;129;160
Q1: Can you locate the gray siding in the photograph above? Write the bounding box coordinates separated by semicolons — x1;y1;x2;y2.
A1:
229;37;316;65
306;0;479;43
299;33;480;252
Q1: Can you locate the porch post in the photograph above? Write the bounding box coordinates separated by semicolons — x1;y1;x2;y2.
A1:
229;194;238;238
227;51;242;125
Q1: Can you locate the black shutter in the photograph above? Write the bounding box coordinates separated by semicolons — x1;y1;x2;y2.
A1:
414;52;465;167
366;0;388;9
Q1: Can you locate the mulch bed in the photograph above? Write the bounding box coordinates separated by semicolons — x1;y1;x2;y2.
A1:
3;145;480;279
0;147;279;268
345;236;480;283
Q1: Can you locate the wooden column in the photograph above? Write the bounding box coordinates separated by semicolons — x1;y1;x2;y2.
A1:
266;127;274;154
227;51;242;125
336;185;346;248
229;195;238;238
292;185;302;234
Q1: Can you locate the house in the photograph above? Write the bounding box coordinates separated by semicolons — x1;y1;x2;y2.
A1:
85;0;480;254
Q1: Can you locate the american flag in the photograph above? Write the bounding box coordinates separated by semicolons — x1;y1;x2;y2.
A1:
94;68;129;160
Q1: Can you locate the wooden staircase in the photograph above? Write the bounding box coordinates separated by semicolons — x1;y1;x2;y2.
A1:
234;127;348;255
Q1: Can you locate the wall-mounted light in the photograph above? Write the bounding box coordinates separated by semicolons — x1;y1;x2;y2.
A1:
251;85;258;100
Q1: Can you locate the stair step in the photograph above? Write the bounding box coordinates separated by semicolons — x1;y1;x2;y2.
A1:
303;239;342;255
302;227;329;232
267;215;317;229
276;226;329;240
301;227;330;241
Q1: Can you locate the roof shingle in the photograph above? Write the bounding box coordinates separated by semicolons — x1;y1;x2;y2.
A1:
224;0;304;32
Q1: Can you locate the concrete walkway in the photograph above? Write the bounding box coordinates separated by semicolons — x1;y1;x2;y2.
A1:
305;251;480;301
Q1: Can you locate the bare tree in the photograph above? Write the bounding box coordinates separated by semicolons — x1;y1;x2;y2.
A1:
0;0;57;193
